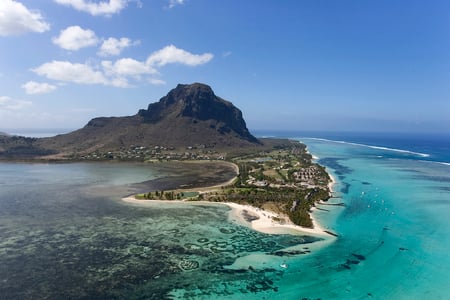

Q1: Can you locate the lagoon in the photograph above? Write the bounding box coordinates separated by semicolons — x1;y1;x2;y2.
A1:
0;132;449;299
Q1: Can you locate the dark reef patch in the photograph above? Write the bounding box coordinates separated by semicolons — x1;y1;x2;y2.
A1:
352;253;366;261
319;157;353;176
340;182;351;194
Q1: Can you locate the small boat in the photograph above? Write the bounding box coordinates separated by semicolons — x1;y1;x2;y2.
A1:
280;263;288;268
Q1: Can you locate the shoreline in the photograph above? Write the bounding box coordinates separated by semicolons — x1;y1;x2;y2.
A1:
121;196;335;238
327;172;336;194
188;160;239;192
221;161;338;237
121;157;338;238
224;202;333;237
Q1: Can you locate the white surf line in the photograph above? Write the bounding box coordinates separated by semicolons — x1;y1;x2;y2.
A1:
301;137;430;158
419;160;450;167
304;146;319;160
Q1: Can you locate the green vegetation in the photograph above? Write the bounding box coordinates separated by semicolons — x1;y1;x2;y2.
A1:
137;140;331;229
136;191;199;201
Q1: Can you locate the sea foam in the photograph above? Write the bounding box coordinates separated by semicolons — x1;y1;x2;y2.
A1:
303;137;430;158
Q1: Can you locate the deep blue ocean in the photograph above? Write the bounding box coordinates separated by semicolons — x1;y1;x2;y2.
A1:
254;130;450;164
0;131;449;299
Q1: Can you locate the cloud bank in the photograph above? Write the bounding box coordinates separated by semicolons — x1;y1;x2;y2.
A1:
33;61;109;85
32;45;213;88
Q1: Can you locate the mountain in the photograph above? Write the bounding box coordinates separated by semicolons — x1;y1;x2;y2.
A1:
0;83;261;159
138;83;258;144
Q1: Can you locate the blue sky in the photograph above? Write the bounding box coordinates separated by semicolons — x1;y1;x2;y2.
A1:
1;0;449;133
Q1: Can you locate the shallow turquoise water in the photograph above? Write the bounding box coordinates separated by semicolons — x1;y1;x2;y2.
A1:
0;162;320;299
295;138;450;299
0;136;449;299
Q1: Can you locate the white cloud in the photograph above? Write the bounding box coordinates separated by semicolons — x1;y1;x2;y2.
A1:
168;0;185;9
22;81;57;95
53;26;99;51
222;51;232;58
98;37;139;57
0;0;50;36
109;77;130;88
32;60;132;88
147;45;213;67
32;61;108;85
135;0;143;9
102;58;157;77
149;78;166;85
0;96;32;110
54;0;129;16
32;45;212;89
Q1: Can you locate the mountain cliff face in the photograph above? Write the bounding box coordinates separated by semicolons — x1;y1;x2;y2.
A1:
138;83;258;143
11;83;261;157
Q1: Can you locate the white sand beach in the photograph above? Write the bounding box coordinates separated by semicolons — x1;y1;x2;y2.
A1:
224;202;333;237
328;172;336;191
122;196;336;238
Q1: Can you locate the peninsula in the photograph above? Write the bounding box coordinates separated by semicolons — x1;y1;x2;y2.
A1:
130;140;332;229
0;83;333;230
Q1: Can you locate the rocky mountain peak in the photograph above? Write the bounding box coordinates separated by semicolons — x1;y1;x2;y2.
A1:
138;83;259;143
0;83;261;158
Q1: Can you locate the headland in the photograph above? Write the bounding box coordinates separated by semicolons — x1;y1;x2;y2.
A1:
126;139;337;236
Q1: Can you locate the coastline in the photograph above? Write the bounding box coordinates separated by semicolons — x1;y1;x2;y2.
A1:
121;196;334;238
187;160;239;192
223;160;338;237
122;160;337;238
327;171;336;193
224;202;333;237
310;149;335;193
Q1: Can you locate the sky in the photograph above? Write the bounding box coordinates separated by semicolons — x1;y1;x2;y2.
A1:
0;0;449;134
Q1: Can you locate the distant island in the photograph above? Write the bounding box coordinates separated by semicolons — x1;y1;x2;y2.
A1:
0;83;334;231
